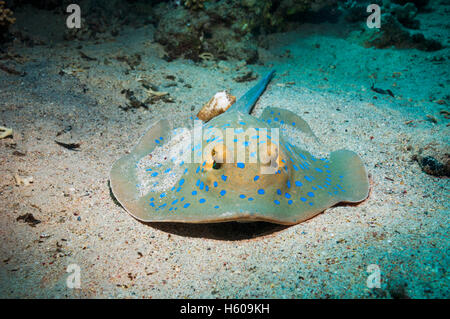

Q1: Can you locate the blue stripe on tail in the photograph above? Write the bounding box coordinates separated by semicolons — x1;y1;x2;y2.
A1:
228;70;275;114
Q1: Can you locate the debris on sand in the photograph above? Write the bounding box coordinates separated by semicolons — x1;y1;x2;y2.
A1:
198;52;214;62
371;83;395;97
0;63;25;76
234;70;258;83
120;89;148;110
415;155;450;177
16;213;41;227
116;53;142;70
54;128;82;150
55;140;81;150
0;126;13;138
145;87;168;97
79;50;97;61
14;174;33;186
412;144;450;177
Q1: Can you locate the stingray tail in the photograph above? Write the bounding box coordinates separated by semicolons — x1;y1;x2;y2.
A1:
228;69;275;114
329;150;370;203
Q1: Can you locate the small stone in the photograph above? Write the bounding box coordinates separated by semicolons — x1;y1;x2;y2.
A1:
417;155;449;177
234;70;257;83
16;213;41;227
14;174;33;186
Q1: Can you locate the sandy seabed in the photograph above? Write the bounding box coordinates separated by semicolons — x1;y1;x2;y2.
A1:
0;11;449;298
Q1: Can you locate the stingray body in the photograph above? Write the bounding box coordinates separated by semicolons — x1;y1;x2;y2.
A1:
110;70;369;225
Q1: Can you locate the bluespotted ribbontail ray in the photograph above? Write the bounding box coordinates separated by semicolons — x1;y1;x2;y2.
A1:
110;70;370;225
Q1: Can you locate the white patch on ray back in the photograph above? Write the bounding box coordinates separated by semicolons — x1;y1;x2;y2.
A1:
282;124;328;158
135;127;192;196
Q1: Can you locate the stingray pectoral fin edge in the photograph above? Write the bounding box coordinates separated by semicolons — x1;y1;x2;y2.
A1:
110;119;170;221
132;119;171;156
260;106;316;135
330;149;370;203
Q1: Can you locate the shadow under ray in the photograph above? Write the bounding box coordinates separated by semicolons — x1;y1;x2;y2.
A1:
144;221;290;241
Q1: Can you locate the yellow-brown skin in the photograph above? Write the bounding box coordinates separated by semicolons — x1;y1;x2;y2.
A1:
203;141;288;197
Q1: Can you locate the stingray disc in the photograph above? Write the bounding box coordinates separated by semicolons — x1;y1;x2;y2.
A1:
110;109;369;225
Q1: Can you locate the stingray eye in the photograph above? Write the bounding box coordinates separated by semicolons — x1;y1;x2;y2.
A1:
211;146;224;169
212;143;227;163
205;143;227;170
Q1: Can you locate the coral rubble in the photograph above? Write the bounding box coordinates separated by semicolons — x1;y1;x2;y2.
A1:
154;0;338;63
342;0;443;51
0;1;15;42
184;0;208;11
